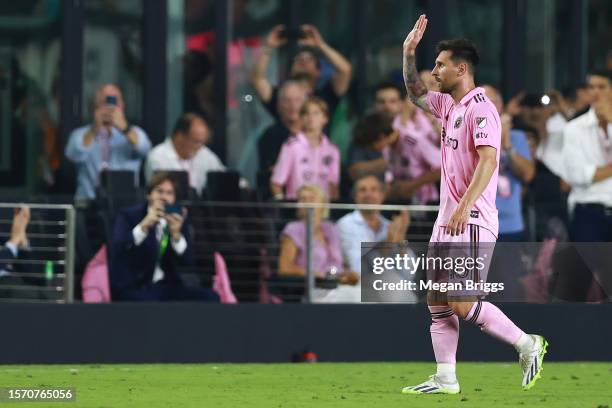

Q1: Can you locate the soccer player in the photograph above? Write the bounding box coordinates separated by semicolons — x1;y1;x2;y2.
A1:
400;15;548;394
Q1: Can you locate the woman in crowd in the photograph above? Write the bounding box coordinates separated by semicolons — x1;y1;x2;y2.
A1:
277;184;358;286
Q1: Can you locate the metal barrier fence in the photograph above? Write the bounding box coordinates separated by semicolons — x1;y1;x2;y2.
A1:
181;200;438;303
0;203;76;303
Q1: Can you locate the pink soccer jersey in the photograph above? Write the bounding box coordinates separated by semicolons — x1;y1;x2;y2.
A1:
271;133;340;200
426;87;501;238
387;115;441;204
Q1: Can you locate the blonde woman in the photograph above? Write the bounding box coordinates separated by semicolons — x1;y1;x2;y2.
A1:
278;184;358;286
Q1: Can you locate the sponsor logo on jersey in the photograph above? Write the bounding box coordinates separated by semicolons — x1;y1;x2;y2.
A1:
475;132;488;139
470;210;480;218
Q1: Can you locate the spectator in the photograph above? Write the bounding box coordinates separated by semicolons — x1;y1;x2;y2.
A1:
65;84;151;200
562;69;612;242
271;97;340;200
0;207;48;299
374;81;404;119
278;185;351;277
420;69;439;91
347;112;397;182
258;80;308;173
366;82;440;204
483;85;534;241
337;174;410;274
145;113;225;196
278;184;359;303
386;91;442;204
109;172;219;301
540;85;591;179
250;24;352;121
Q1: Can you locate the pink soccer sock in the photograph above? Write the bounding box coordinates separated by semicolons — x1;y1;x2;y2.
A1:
465;300;524;345
428;305;460;364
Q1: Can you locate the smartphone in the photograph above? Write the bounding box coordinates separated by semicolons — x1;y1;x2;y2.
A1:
105;95;118;106
280;27;306;40
164;204;182;215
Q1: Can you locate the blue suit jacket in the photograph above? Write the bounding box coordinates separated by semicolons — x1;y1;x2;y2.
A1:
109;203;194;296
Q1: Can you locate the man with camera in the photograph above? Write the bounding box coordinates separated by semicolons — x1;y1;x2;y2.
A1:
65;84;151;200
109;172;219;302
250;24;352;121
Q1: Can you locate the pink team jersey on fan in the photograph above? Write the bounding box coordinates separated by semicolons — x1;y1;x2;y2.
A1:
426;87;501;238
388;114;441;204
271;132;340;200
398;109;441;145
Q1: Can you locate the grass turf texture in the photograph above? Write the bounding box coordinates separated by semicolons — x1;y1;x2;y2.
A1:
0;362;610;408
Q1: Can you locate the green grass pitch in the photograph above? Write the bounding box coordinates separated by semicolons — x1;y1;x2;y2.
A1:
0;362;610;407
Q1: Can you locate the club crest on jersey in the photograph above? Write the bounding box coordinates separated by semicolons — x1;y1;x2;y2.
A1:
454;116;463;129
322;155;333;166
476;117;487;129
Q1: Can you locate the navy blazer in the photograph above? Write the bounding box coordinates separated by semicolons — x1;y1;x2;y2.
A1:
109;203;194;296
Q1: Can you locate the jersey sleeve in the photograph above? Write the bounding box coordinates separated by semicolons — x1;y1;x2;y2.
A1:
426;91;450;119
270;142;293;186
468;104;501;151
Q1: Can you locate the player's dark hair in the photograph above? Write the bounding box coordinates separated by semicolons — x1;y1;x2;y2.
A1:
353;112;394;148
374;80;407;100
587;69;612;84
436;38;480;72
172;112;207;138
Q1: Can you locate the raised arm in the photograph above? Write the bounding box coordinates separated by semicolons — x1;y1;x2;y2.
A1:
402;14;431;113
250;25;287;103
301;25;352;96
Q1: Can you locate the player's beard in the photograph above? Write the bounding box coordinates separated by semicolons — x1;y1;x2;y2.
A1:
437;80;453;94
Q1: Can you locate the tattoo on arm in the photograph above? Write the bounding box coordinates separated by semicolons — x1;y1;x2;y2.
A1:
403;53;430;113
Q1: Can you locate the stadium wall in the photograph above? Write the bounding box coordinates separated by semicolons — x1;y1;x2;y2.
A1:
1;303;610;364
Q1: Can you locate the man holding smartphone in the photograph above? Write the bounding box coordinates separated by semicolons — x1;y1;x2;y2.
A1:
109;172;219;302
65;84;151;200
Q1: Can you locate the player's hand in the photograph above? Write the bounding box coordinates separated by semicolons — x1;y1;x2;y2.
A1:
403;14;428;55
300;25;325;48
265;25;287;49
446;204;470;236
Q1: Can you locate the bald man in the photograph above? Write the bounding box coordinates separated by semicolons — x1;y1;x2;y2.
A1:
66;84;151;199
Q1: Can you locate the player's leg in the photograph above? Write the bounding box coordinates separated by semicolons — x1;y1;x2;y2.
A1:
447;225;548;389
402;291;461;395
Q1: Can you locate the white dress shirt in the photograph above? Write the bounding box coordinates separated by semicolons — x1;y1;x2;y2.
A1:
145;139;226;195
132;218;187;283
562;108;612;213
336;210;390;274
539;112;568;178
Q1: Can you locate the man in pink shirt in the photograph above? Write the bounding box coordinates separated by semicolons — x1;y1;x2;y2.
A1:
399;15;547;395
388;111;441;205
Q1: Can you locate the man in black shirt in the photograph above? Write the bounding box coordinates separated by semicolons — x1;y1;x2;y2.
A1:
250;24;352;121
